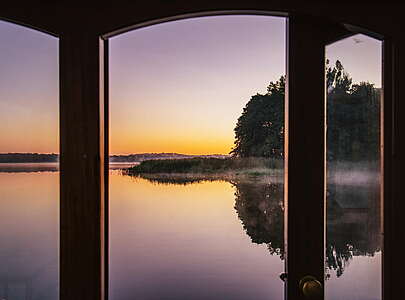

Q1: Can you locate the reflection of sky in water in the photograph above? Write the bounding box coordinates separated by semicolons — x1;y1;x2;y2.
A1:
326;169;382;300
326;253;381;300
0;168;381;300
109;173;284;300
0;171;58;300
111;169;381;300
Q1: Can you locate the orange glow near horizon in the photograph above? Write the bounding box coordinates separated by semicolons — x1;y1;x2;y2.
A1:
1;17;382;155
109;16;286;155
110;116;235;155
110;132;234;155
0;115;59;154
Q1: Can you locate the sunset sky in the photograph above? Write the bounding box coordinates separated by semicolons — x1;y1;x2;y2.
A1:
109;15;286;155
0;16;381;155
0;20;58;153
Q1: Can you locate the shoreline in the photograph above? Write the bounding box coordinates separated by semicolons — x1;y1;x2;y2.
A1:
123;169;284;185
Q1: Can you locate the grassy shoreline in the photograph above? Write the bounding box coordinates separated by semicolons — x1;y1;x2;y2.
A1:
125;170;284;185
124;157;284;184
125;157;283;173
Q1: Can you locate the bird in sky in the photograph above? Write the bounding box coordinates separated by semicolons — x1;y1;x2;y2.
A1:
353;37;364;44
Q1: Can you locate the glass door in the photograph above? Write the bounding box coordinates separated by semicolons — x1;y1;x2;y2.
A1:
285;15;385;300
325;34;383;300
108;14;287;300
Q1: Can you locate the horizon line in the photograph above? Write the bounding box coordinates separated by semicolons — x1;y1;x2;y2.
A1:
0;152;232;156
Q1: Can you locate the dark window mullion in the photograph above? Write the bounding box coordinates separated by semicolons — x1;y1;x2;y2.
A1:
60;32;105;300
286;15;326;300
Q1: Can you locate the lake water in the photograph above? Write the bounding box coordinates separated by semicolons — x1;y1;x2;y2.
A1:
0;166;58;300
0;163;381;300
109;171;284;300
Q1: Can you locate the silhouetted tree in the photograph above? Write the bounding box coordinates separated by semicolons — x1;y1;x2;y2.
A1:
231;60;380;163
326;60;381;162
230;76;285;158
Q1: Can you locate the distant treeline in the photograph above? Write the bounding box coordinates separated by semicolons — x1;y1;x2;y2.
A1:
0;153;59;163
0;153;229;163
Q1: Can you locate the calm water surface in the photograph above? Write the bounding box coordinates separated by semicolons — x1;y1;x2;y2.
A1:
109;172;284;300
0;168;58;300
0;163;381;300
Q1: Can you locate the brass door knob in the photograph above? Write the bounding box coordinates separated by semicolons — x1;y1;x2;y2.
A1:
299;275;323;299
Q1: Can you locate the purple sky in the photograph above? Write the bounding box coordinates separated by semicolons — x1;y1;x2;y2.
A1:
0;16;381;154
0;20;58;153
109;15;286;154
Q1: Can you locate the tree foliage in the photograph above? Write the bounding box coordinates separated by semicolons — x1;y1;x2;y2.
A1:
326;59;380;161
231;60;380;162
230;76;285;158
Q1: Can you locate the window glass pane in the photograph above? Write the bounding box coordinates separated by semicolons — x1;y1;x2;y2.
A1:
325;34;382;300
109;15;286;300
0;21;59;299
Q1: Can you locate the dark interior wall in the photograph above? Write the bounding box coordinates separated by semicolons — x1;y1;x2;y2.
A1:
0;2;401;37
95;2;399;38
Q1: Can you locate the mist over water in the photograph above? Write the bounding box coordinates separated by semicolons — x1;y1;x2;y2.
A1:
0;164;381;300
328;161;380;185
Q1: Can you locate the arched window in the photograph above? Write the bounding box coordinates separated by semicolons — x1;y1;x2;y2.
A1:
1;6;400;300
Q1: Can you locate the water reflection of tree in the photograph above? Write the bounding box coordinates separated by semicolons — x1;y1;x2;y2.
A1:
125;173;381;278
231;180;381;278
232;181;284;258
326;183;382;277
127;174;210;185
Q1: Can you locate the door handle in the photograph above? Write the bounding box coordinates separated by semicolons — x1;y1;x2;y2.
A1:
299;275;323;299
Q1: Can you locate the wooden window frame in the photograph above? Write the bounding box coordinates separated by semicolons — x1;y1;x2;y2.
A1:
55;11;397;300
